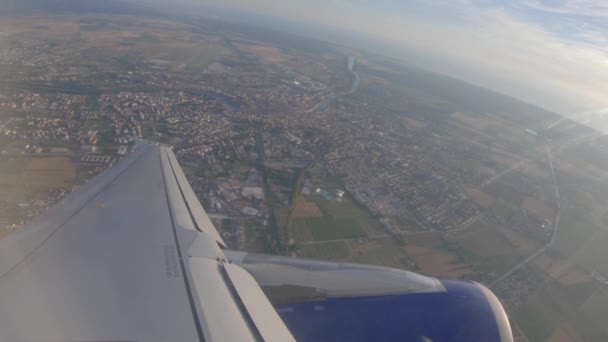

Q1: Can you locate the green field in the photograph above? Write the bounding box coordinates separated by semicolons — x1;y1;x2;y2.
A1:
514;293;562;342
551;208;600;258
267;170;295;188
572;229;608;276
460;250;520;279
350;238;410;269
512;273;608;341
244;219;282;254
305;217;366;240
580;288;608;335
310;195;385;235
452;220;517;258
299;241;351;260
289;188;386;245
244;220;264;253
394;214;425;231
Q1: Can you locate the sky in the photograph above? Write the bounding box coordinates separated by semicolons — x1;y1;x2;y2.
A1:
172;0;608;124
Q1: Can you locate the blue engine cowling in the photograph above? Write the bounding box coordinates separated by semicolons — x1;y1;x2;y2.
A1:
225;251;513;342
275;280;511;342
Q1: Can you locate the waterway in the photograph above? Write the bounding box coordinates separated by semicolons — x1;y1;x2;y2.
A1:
314;56;360;113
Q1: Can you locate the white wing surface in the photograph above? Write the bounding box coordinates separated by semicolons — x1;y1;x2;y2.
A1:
0;142;293;342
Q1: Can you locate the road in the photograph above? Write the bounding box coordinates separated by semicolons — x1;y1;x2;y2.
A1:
491;141;561;288
475;119;608;289
298;229;446;246
298;234;392;246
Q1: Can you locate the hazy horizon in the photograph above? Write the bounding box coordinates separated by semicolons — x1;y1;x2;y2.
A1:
144;0;608;129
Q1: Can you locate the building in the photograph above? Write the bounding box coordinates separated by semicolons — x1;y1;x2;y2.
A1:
117;145;128;156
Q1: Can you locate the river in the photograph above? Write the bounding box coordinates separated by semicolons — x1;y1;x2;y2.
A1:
314;56;360;113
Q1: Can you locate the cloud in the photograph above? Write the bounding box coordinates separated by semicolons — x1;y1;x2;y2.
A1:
522;0;608;17
463;7;608;113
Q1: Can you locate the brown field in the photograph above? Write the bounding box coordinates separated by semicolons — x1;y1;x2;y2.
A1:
292;196;323;218
401;116;427;130
0;15;187;36
243;44;286;63
79;30;127;46
0;157;75;202
500;227;538;255
534;254;590;286
520;160;554;180
548;322;583;342
0;15;76;34
0;15;226;73
465;186;494;208
451;112;489;130
555;156;606;188
522;197;556;221
0;157;75;233
405;245;472;278
43;20;81;35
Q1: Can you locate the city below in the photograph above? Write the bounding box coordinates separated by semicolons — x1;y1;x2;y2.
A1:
1;9;608;341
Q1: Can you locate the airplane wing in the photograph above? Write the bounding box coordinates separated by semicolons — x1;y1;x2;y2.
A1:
0;142;293;342
0;142;513;341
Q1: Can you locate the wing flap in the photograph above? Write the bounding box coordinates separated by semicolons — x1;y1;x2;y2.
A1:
224;263;295;342
188;258;256;342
